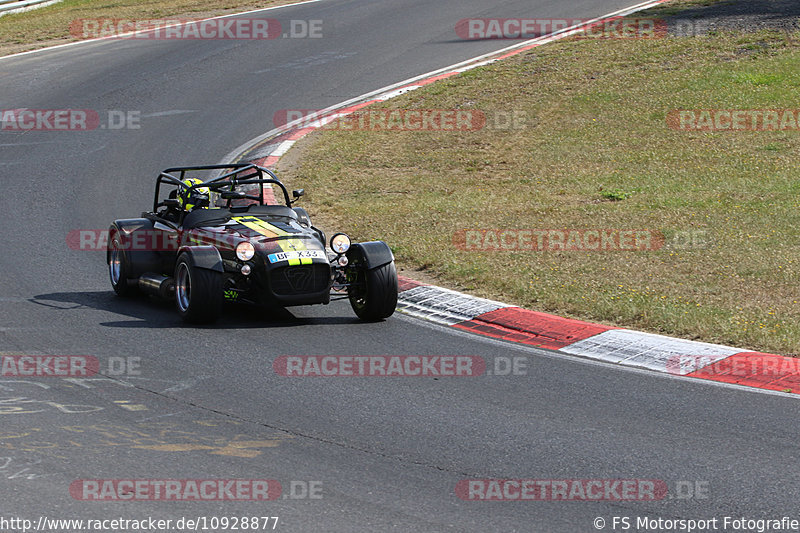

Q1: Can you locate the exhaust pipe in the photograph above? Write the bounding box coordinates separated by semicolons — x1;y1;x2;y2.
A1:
138;273;174;299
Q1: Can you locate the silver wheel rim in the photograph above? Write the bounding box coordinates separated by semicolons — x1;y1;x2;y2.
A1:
109;243;122;285
176;263;191;312
351;268;367;308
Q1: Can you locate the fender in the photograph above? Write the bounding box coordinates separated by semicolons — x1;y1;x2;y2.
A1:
348;241;394;270
108;219;160;277
292;207;326;246
292;207;311;227
177;245;223;273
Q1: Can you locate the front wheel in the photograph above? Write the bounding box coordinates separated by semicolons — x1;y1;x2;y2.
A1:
348;261;398;321
174;252;223;324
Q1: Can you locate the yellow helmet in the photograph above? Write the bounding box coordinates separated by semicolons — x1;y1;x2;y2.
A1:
178;178;210;211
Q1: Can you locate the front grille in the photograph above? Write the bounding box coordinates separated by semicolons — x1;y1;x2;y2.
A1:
270;264;330;296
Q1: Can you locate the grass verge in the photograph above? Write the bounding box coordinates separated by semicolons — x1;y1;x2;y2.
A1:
279;0;800;354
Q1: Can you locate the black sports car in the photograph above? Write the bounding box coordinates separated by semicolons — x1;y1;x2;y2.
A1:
107;163;398;323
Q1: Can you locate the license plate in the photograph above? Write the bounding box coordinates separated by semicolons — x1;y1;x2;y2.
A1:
267;250;325;263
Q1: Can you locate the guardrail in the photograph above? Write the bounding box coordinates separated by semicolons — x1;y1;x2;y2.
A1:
0;0;60;14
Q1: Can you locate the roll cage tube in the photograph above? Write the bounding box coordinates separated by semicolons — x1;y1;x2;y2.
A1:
152;164;294;214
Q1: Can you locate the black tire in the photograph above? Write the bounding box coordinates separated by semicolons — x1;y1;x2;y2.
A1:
348;261;398;321
174;252;223;324
108;232;135;296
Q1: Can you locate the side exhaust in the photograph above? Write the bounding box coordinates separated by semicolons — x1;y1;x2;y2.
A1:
138;273;174;299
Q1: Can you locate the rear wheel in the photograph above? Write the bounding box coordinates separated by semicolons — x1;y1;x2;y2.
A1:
108;233;135;296
348;261;398;321
174;252;223;324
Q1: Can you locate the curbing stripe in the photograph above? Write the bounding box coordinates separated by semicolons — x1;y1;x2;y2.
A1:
396;276;799;395
397;285;506;326
270;141;296;158
453;307;615;351
398;277;426;293
559;329;740;373
685;352;800;392
375;87;421;101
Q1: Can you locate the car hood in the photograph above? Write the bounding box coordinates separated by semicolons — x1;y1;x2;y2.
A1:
186;215;326;257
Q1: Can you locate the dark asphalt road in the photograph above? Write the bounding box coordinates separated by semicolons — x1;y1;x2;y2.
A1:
1;0;798;531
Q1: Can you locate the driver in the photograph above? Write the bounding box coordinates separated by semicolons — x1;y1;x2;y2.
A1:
178;178;210;211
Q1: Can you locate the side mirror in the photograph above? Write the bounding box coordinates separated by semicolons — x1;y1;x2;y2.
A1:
291;189;305;205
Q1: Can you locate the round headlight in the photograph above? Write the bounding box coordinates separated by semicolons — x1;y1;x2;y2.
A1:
236;241;255;261
330;233;351;254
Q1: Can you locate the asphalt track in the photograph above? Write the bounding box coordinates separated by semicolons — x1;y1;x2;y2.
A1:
1;0;799;531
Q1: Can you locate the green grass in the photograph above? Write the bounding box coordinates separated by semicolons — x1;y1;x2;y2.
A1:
280;17;800;354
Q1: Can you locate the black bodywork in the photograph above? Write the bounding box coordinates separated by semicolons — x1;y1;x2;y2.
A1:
107;164;398;322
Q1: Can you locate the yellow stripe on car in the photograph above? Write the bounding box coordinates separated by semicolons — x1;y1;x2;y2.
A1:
232;216;289;238
232;217;313;265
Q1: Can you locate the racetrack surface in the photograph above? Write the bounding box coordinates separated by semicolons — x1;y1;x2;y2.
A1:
1;0;799;531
